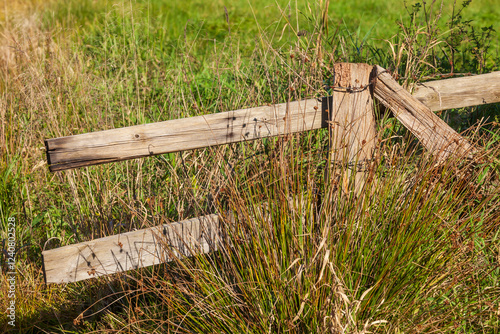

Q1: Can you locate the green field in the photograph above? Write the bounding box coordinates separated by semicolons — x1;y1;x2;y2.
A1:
36;0;500;45
1;0;500;332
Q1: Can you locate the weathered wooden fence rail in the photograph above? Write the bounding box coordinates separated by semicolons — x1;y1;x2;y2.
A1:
412;71;500;111
45;99;323;172
43;215;219;283
42;64;500;284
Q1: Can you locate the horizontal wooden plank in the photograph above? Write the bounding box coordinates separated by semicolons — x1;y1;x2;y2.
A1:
46;99;323;171
412;71;500;111
42;214;219;284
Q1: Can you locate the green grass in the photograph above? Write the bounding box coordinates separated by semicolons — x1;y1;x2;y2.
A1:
37;0;500;48
0;0;499;332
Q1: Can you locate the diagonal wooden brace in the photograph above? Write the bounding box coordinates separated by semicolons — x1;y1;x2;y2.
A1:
373;65;477;163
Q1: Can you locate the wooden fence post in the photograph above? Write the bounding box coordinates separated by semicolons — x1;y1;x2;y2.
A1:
325;63;377;195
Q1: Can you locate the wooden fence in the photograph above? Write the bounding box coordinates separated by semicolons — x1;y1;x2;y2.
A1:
42;64;500;284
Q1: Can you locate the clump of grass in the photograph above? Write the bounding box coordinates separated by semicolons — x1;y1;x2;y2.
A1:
69;125;499;333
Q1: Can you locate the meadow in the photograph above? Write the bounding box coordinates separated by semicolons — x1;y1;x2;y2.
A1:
1;0;500;332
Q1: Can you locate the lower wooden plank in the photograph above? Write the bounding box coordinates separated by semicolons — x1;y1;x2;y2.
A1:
42;214;220;284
